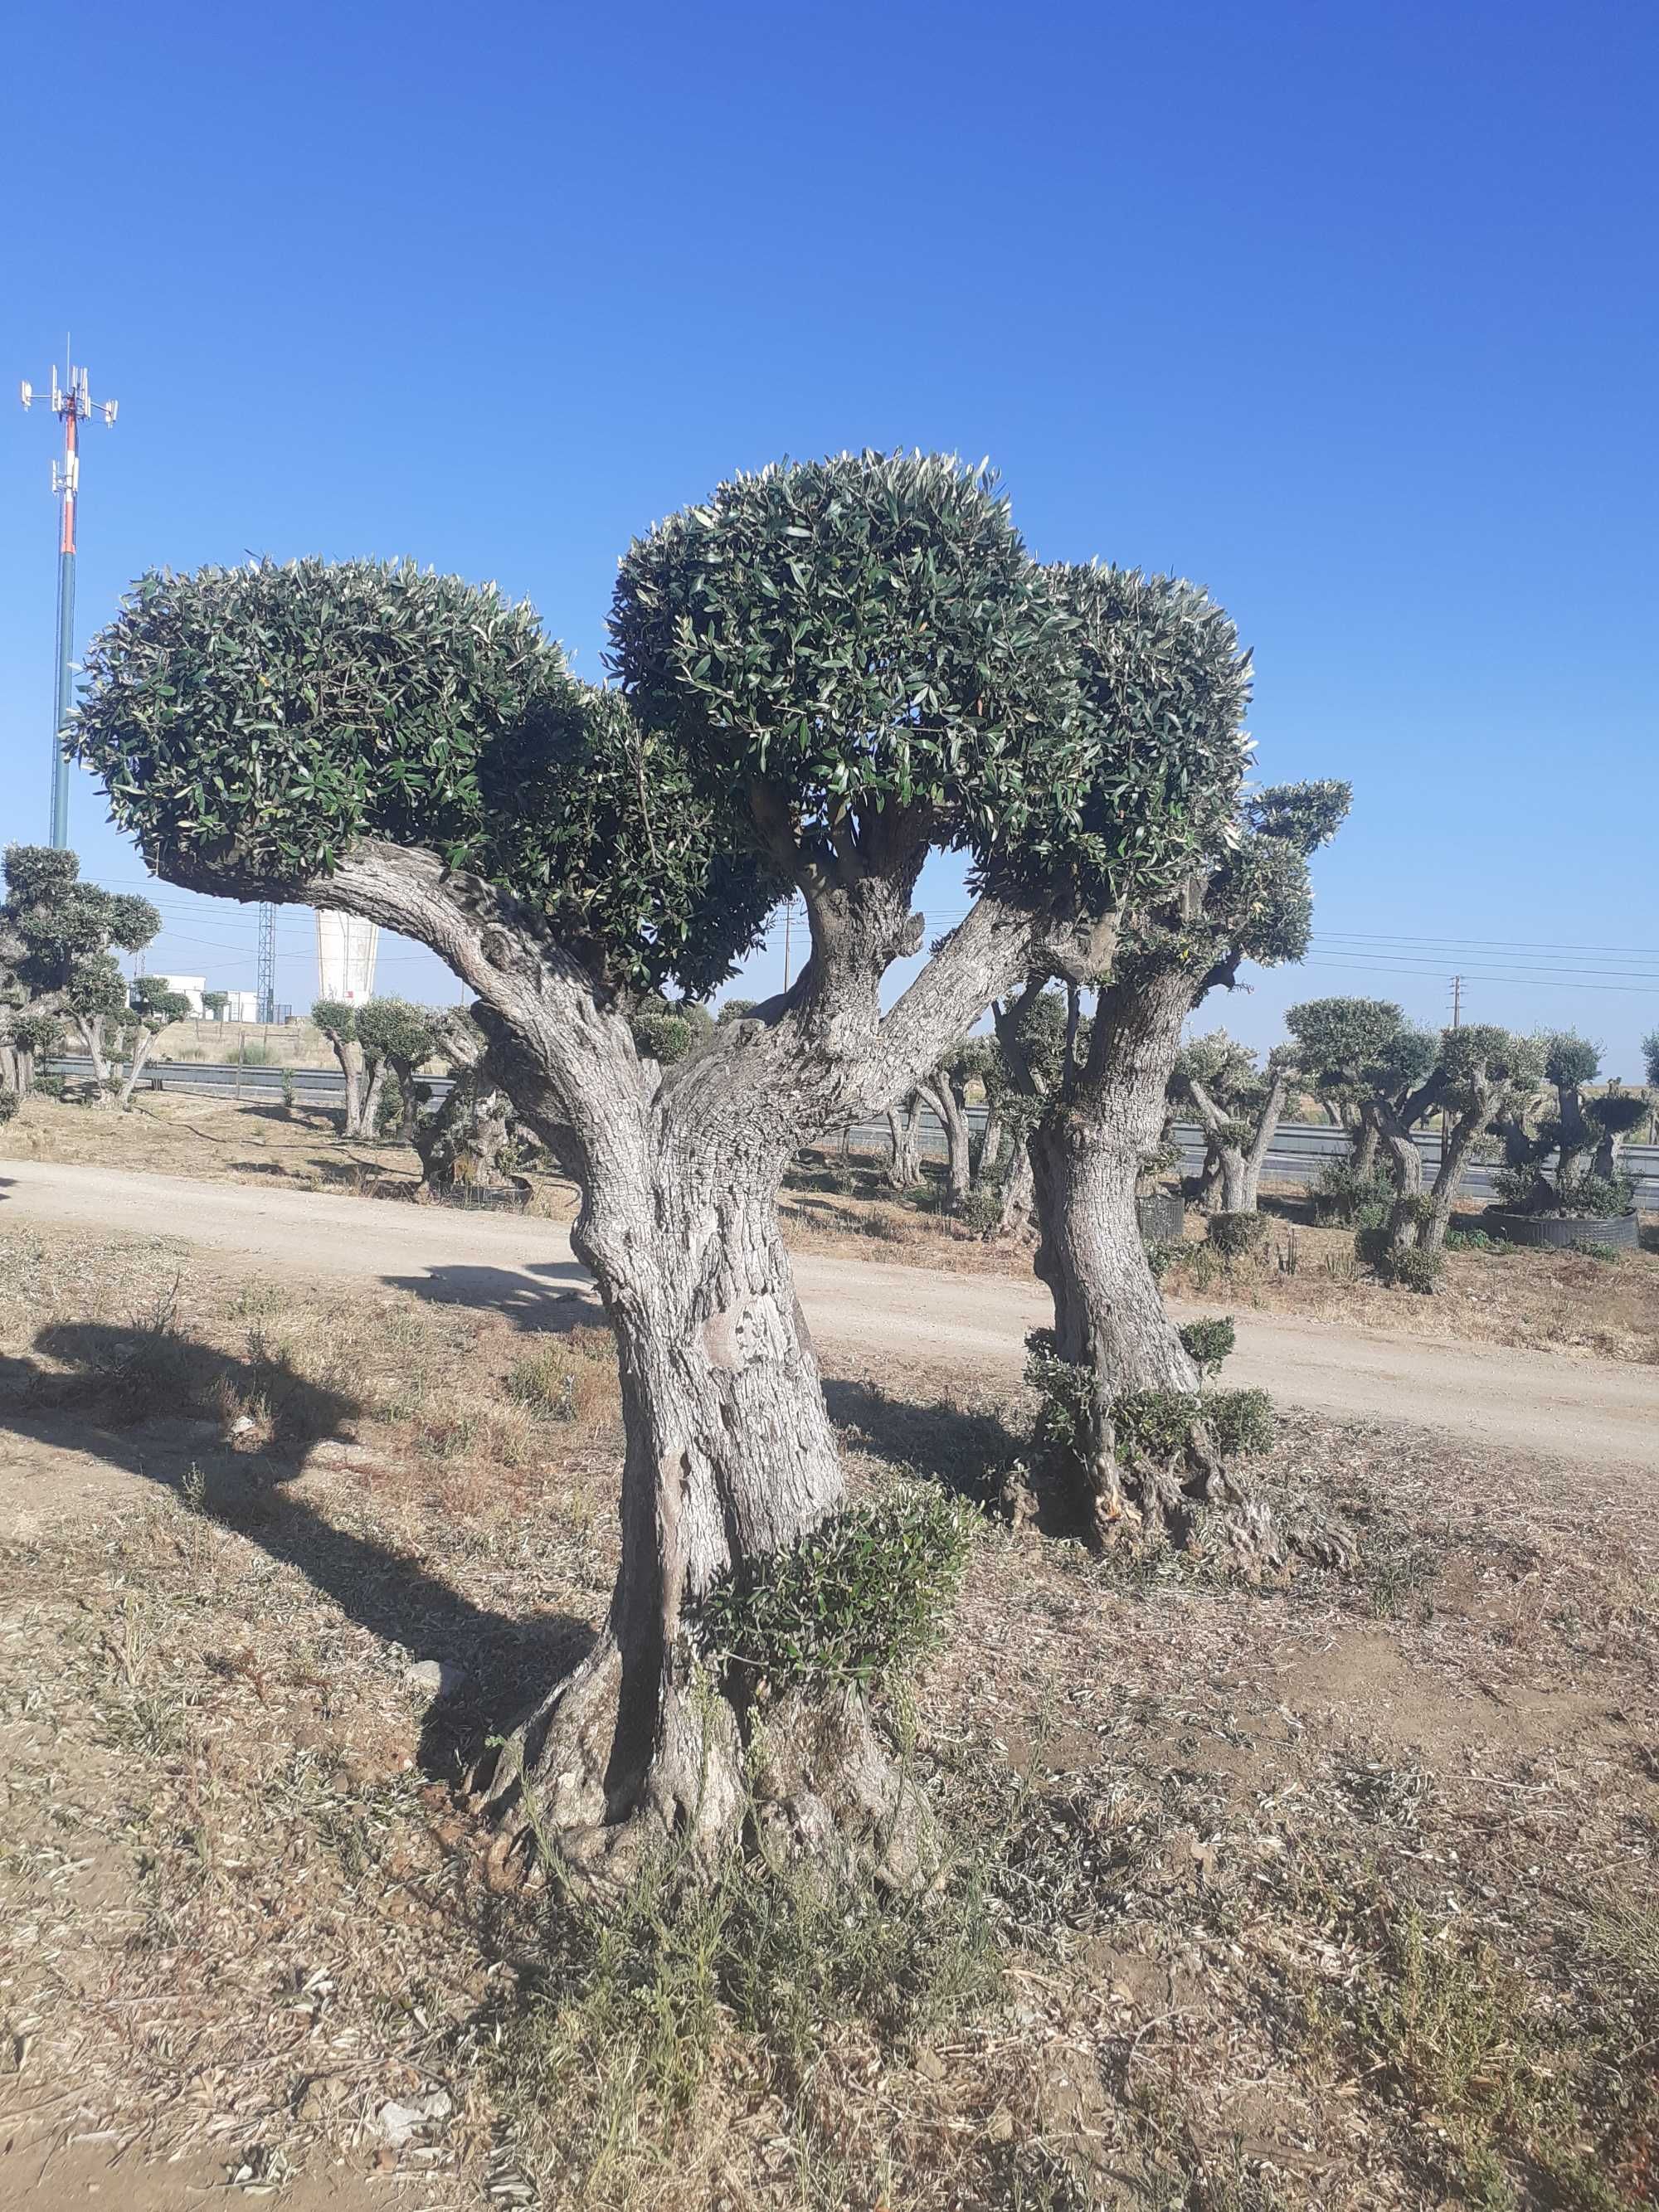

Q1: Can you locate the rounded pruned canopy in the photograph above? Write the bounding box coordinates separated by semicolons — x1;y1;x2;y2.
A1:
610;451;1081;882
73;560;774;997
1042;564;1255;917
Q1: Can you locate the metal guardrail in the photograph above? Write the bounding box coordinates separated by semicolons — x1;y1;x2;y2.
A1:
43;1057;1659;1203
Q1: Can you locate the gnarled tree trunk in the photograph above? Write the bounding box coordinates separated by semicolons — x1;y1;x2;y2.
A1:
883;1096;926;1189
117;1026;163;1106
988;1133;1035;1243
322;1033;364;1135
483;1116;924;1888
975;1103;1005;1186
359;1054;389;1139
1025;967;1309;1573
918;1077;971;1214
71;1014;115;1108
1029;969;1210;1538
1374;1099;1426;1249
1351;1106;1380;1179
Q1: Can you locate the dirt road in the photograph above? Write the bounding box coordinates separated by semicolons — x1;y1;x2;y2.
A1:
3;1155;1656;1473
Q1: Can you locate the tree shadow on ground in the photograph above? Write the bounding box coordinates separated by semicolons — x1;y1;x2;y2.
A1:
382;1260;601;1335
0;1322;593;1789
825;1374;1087;1539
823;1369;1044;1510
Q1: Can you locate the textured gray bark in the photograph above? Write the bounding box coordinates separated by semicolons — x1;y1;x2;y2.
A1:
883;1098;926;1189
918;1077;971;1214
989;1135;1036;1243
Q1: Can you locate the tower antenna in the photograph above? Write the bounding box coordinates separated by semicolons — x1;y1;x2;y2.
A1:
20;348;120;848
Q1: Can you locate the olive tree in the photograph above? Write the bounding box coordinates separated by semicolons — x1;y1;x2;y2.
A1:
1285;998;1438;1205
355;996;444;1142
312;999;367;1135
75;461;1217;1876
915;1038;996;1216
990;568;1348;1555
1492;1032;1646;1219
1364;1024;1544;1287
116;975;191;1104
1173;1029;1297;1215
0;845;159;1104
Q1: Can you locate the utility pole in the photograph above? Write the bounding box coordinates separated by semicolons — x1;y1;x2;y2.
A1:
782;898;795;992
20;349;119;848
1451;975;1463;1029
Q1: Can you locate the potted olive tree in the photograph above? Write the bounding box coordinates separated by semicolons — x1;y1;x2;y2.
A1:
1486;1033;1647;1251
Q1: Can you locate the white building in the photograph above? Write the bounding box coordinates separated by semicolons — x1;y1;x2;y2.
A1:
221;989;260;1023
140;973;207;1017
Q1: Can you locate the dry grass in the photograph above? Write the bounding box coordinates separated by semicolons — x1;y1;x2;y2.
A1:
1;1228;1657;2205
152;1016;342;1068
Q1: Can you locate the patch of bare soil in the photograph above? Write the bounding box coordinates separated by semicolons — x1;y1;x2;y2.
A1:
0;1231;1655;2208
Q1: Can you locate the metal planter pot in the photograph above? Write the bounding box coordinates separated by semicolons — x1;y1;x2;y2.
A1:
1136;1189;1187;1242
1482;1208;1640;1251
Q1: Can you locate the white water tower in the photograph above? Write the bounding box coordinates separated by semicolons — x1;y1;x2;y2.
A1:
315;912;380;1005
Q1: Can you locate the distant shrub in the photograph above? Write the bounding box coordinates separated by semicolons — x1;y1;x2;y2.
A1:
1313;1160;1395;1226
956;1181;1005;1234
1207;1210;1267;1259
1384;1245;1444;1296
1141;1237;1184;1283
1444;1227;1495;1252
861;1213;910;1243
0;1090;18;1125
1573;1238;1623;1266
1178;1315;1236;1380
232;1043;272;1066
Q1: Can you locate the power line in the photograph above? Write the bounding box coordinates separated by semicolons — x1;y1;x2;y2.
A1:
1317;928;1659;958
1293;958;1657;996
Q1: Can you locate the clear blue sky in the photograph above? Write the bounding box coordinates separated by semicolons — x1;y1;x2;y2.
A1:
3;1;1655;1071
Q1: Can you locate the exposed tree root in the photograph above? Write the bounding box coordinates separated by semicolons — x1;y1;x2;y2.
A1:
475;1634;931;1895
1088;1417;1355;1578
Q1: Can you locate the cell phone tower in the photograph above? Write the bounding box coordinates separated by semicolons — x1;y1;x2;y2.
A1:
19;348;119;849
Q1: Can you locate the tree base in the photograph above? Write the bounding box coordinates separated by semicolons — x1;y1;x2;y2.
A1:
476;1636;933;1895
1089;1417;1353;1578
